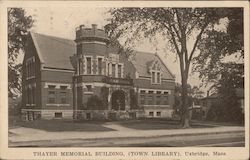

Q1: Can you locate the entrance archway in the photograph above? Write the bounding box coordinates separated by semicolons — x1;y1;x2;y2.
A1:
111;90;126;110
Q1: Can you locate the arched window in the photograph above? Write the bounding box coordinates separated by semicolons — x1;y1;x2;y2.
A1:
150;60;161;84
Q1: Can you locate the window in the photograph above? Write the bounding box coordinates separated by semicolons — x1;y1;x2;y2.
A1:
156;91;161;94
140;90;146;94
112;64;116;77
148;95;153;105
157;112;161;116
26;57;35;79
156;95;161;105
86;113;91;120
164;91;169;95
86;85;92;92
48;91;56;103
149;112;154;116
107;63;110;76
32;87;36;104
118;64;122;78
60;86;67;90
163;95;169;105
60;92;67;104
48;85;56;89
55;112;62;118
148;91;154;94
86;57;92;74
157;72;160;83
98;58;103;75
151;71;161;84
140;95;145;105
152;72;155;83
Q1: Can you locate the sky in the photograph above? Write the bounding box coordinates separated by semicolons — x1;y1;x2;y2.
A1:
22;7;230;93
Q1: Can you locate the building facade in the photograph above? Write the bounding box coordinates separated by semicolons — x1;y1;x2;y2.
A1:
21;24;175;121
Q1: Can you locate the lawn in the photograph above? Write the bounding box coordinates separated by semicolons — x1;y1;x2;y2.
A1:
118;119;215;130
9;117;114;132
9;116;216;132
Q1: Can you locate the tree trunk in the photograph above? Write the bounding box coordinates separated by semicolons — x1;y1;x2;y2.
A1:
180;71;190;128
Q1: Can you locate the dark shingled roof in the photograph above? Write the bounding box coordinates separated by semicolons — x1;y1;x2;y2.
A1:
130;51;175;80
30;32;174;80
31;32;75;70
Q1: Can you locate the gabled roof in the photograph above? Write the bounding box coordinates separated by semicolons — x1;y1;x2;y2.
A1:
30;32;75;70
130;51;175;80
29;32;175;79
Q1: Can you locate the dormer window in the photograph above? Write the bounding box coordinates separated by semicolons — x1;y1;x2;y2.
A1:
157;72;160;83
112;64;116;77
118;64;122;78
150;60;161;84
152;71;156;83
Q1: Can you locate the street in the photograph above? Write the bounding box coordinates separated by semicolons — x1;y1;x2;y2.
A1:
10;132;244;147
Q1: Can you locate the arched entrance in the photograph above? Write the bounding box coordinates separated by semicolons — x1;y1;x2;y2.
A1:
111;90;126;110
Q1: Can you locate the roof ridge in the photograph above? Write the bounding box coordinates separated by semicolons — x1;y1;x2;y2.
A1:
30;32;75;46
156;54;175;79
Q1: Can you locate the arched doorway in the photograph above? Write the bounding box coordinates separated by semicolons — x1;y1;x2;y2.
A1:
111;90;126;110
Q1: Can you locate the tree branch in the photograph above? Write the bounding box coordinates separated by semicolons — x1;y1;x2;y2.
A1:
188;21;209;64
163;23;181;56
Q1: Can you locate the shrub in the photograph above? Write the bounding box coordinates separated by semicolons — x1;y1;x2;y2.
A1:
86;95;104;110
130;89;138;109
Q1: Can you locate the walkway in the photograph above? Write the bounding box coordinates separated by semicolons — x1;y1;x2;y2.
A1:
9;124;244;143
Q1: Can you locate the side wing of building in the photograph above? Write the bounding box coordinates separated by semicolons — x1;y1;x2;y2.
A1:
22;32;75;120
130;52;175;118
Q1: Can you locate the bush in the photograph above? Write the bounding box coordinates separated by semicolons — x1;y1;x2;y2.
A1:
86;95;104;110
206;98;244;123
130;89;138;109
100;86;109;109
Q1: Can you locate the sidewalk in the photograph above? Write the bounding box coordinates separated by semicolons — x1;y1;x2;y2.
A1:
9;125;244;143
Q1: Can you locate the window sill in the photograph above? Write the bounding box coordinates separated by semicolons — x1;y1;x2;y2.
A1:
141;105;170;107
151;83;161;85
84;92;94;95
26;104;36;106
46;104;70;106
26;76;35;80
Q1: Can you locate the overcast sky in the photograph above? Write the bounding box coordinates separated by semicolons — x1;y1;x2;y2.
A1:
23;7;217;93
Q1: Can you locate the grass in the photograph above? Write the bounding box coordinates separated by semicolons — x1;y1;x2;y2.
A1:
118;119;215;130
9;116;220;132
9;116;114;132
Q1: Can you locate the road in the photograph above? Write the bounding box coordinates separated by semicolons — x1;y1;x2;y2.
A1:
10;132;244;147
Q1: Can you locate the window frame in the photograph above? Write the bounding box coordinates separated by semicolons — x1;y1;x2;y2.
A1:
48;90;56;104
149;111;154;117
140;94;146;105
156;111;161;117
97;57;103;75
85;56;92;75
60;91;67;104
112;63;116;77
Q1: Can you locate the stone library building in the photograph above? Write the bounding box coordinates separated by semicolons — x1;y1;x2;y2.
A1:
21;24;175;121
